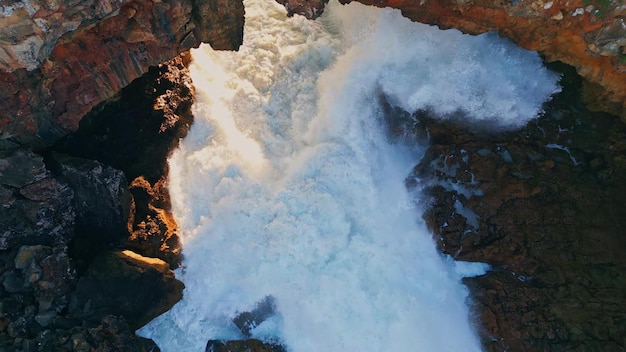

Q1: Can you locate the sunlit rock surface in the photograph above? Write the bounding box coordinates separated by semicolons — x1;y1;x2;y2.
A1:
69;249;184;330
0;0;243;149
1;0;623;152
0;55;192;350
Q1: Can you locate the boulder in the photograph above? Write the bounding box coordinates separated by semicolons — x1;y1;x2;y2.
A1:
233;296;277;337
69;250;184;330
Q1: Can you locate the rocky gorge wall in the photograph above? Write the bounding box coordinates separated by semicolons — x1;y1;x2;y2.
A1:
0;55;195;351
0;0;625;351
0;0;624;151
0;0;244;149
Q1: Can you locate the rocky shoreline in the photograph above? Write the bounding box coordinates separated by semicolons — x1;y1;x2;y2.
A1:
1;0;625;350
0;47;624;352
0;55;192;351
411;62;626;351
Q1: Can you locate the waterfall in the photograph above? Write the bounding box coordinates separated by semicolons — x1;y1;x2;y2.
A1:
137;0;560;350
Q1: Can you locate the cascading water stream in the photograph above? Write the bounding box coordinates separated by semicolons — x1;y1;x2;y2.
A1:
137;0;560;350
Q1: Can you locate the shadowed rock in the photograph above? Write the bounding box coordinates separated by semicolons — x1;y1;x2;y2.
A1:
69;250;184;330
50;153;132;244
410;63;626;351
0;0;244;150
233;296;277;337
206;339;285;352
0;149;74;250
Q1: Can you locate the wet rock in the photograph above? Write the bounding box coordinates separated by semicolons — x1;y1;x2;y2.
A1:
83;315;159;352
411;63;626;351
0;46;194;352
126;176;181;268
54;54;195;268
275;0;328;18
233;296;277;337
206;339;285;352
69;250;184;329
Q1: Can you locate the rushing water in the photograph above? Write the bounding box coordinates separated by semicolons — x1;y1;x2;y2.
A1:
137;0;560;350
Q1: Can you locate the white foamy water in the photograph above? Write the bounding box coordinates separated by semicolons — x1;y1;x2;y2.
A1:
137;0;560;350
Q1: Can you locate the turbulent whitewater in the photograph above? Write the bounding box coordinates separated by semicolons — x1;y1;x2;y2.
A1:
137;0;560;350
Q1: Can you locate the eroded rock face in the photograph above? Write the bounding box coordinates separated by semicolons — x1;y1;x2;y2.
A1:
0;0;243;150
54;53;195;268
0;0;134;72
408;63;626;351
51;153;132;244
0;55;192;350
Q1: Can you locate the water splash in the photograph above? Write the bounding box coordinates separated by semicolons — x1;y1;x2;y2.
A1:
137;0;559;350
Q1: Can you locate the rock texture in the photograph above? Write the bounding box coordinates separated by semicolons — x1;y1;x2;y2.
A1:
405;63;626;351
0;55;193;350
0;0;244;150
206;339;285;352
54;54;195;267
1;0;624;151
69;249;183;330
0;149;74;250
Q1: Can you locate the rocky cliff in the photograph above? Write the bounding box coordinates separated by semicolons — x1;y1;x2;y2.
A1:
0;0;244;149
0;54;193;351
1;0;625;152
410;63;626;351
1;0;625;351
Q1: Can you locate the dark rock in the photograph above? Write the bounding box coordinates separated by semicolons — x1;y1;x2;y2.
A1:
193;0;246;51
83;315;160;352
0;149;75;250
233;296;276;337
2;272;28;294
69;250;183;330
54;54;194;268
0;150;48;188
0;0;244;150
50;153;132;244
411;63;626;351
206;339;285;352
0;40;195;352
275;0;328;18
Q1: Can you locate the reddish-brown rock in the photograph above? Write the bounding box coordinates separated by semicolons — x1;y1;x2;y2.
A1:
0;0;243;149
298;0;624;120
410;64;626;351
53;54;195;268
